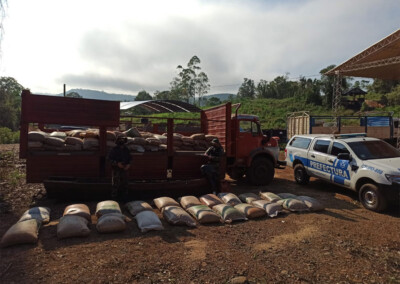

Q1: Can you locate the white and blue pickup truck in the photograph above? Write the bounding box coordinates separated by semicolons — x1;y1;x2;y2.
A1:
285;134;400;212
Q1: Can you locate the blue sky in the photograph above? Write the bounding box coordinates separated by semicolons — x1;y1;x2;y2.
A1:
0;0;399;95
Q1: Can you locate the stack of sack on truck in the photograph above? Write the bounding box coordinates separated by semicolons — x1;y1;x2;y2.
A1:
27;127;218;153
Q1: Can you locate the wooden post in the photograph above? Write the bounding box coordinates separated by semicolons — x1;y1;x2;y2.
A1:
19;89;31;159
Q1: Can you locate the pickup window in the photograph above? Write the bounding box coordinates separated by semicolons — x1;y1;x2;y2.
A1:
289;137;311;149
313;140;330;153
348;140;400;160
331;142;350;156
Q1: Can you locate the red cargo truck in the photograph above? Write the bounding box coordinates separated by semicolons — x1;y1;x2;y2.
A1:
20;90;285;197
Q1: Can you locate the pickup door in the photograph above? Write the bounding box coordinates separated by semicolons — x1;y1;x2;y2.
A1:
307;139;332;180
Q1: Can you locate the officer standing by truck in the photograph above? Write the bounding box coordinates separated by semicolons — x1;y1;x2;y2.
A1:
108;135;132;200
201;138;224;193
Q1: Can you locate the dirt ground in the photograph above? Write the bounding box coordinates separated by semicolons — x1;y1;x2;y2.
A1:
0;144;399;284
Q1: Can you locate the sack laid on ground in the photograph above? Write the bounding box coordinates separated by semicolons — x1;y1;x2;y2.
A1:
153;197;179;210
96;201;121;217
65;137;84;146
0;219;40;247
50;131;67;139
44;137;65;147
281;198;309;212
218;193;242;206
180;196;202;209
260;192;281;203
296;196;325;211
63;204;91;222
199;194;223;208
96;213;126;233
125;201;153;216
234;204;266;219
251;200;271;210
238;193;261;204
187;205;222;224
213;204;247;223
124;127;142;138
57;215;90;239
28;131;48;142
265;202;283;217
19;207;51;224
277;193;298;199
162;206;197;227
83;138;99;150
135;210;164;233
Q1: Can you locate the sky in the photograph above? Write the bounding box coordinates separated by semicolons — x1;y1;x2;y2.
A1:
0;0;399;96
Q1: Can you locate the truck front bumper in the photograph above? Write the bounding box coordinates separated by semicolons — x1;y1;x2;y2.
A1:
379;182;400;206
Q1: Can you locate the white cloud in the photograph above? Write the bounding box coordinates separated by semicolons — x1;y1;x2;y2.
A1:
1;0;399;95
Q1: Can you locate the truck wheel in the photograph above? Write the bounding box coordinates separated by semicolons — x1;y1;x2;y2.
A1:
248;157;274;186
359;183;387;212
294;164;309;185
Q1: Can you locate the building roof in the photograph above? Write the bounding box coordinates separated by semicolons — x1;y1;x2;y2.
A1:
326;29;400;80
120;100;201;113
343;87;367;96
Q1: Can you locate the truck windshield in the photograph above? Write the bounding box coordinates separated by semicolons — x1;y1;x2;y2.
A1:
347;140;400;160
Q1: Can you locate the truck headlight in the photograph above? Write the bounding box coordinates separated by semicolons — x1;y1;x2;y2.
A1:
385;174;400;184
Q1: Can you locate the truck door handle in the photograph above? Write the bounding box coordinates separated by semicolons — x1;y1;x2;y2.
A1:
311;155;315;158
328;159;334;163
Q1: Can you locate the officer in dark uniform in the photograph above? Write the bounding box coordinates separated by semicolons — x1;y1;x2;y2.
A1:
108;135;131;200
201;138;224;192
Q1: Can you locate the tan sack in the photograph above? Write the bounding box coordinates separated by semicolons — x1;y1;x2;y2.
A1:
264;202;283;217
200;194;223;208
125;201;153;217
28;131;48;142
84;130;99;138
63;204;91;222
50;131;67;139
187;205;222;224
95;200;121;217
180;196;202;209
96;213;126;233
218;193;242;206
282;198;309;212
153;197;179;210
135;210;164;233
296;196;324;211
65;136;84;146
277;193;298;199
162;206;197;227
153;135;167;144
260;192;281;203
57;215;90;239
238;193;261;204
19;207;51;224
213;204;247;223
44;137;65;147
67;130;84;138
251;200;271;210
83;138;99;150
234;204;266;219
1;219;39;247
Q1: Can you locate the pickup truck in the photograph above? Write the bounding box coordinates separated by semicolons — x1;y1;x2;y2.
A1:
285;133;400;212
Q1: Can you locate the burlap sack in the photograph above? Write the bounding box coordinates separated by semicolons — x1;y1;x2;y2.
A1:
296;196;324;211
124;127;141;138
125;201;153;217
187;205;222;224
205;135;218;142
1;219;39;247
277;193;298;199
153;135;167;144
159;144;167;151
127;137;147;146
84;130;99;139
265;202;283;217
182;137;195;145
106;131;116;141
96;213;126;233
180;196;202;209
144;145;159;152
67;130;84;138
195;140;208;147
128;144;145;153
238;193;261;204
135;211;164;233
281;198;309;212
95;201;121;217
50;131;67;139
212;204;247;223
146;138;161;146
251;200;271;210
65;136;84;146
57;215;90;239
44;137;65;147
28;141;43;148
199;194;223;208
218;193;242;206
63;204;91;222
28;131;48;142
19;207;51;224
140;132;155;139
153;197;179;210
162;206;197;227
83;138;99;150
234;204;266;219
259;192;281;203
190;133;205;140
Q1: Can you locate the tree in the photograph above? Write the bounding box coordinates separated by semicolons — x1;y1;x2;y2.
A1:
66;91;82;98
256;80;269;98
368;79;400;94
207;97;222;106
0;76;23;131
237;78;255;99
135;90;152;101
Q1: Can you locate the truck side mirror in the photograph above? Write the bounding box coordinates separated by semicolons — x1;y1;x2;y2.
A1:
337;153;351;161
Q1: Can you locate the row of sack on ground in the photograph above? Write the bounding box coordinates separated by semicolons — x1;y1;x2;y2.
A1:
27;129;217;152
0;192;324;247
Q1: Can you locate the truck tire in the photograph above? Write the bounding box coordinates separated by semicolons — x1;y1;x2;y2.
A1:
247;157;274;186
359;183;387;212
294;164;310;185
